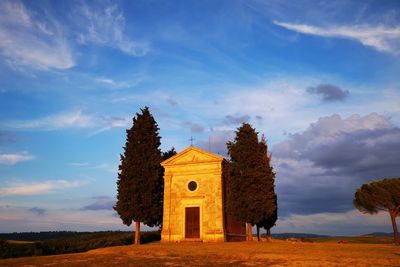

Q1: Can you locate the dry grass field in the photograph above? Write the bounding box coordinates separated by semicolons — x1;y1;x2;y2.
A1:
0;240;399;266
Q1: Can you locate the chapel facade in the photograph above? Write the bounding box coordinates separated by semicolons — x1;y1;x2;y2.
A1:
161;146;246;242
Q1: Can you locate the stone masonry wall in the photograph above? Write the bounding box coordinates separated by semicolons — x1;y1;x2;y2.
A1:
161;154;225;242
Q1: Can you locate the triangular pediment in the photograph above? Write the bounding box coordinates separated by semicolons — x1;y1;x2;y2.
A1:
161;146;223;166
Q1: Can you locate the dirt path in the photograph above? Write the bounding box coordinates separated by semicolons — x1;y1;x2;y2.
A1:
1;240;399;266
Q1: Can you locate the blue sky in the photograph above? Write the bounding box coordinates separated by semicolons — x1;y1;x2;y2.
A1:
0;0;399;235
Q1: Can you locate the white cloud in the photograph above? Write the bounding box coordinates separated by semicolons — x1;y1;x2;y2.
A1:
68;161;118;173
110;77;399;149
69;162;89;167
272;113;400;217
97;78;115;85
4;110;94;130
0;152;34;165
274;21;400;54
111;90;177;104
196;130;235;157
95;77;140;89
0;0;31;27
275;209;392;236
89;116;130;135
0;0;75;70
0;205;135;232
197;79;320;140
0;180;85;197
2;110;129;133
92;163;118;174
77;3;149;57
273;113;396;162
213;82;399;143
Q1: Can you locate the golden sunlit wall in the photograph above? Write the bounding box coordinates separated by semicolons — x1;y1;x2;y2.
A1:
161;147;225;242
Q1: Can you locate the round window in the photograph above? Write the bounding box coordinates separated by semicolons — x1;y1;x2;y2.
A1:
188;181;197;191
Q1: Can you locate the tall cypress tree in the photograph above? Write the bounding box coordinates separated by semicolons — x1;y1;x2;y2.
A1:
114;107;162;245
225;123;277;241
256;134;277;240
257;196;277;240
158;147;177;229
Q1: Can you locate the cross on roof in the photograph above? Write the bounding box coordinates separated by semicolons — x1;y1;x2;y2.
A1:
189;136;195;146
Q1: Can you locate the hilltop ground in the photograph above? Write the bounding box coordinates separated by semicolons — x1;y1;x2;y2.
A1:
1;239;399;267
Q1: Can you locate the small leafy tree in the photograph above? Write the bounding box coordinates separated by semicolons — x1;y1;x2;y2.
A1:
114;107;162;245
162;148;177;161
353;178;400;245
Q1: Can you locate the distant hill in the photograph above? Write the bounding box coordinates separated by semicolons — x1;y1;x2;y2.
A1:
270;232;394;239
361;232;393;237
2;231;393;241
0;231;160;259
271;233;330;239
0;231;133;241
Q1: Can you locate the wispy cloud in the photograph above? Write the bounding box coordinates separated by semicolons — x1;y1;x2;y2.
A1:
3;110;94;130
0;152;34;165
68;161;118;173
69;162;89;167
89;116;130;135
205;79;315;136
2;110;129;134
0;179;85;197
0;0;75;70
111;91;177;105
273;21;400;54
76;3;149;57
91;163;118;174
95;77;140;89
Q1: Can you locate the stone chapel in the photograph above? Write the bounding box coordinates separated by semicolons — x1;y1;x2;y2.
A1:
161;146;246;242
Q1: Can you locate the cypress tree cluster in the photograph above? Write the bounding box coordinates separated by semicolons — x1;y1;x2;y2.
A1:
114;107;162;244
225;123;277;240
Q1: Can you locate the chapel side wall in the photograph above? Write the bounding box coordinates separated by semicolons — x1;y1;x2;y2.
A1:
161;173;172;242
162;161;225;242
